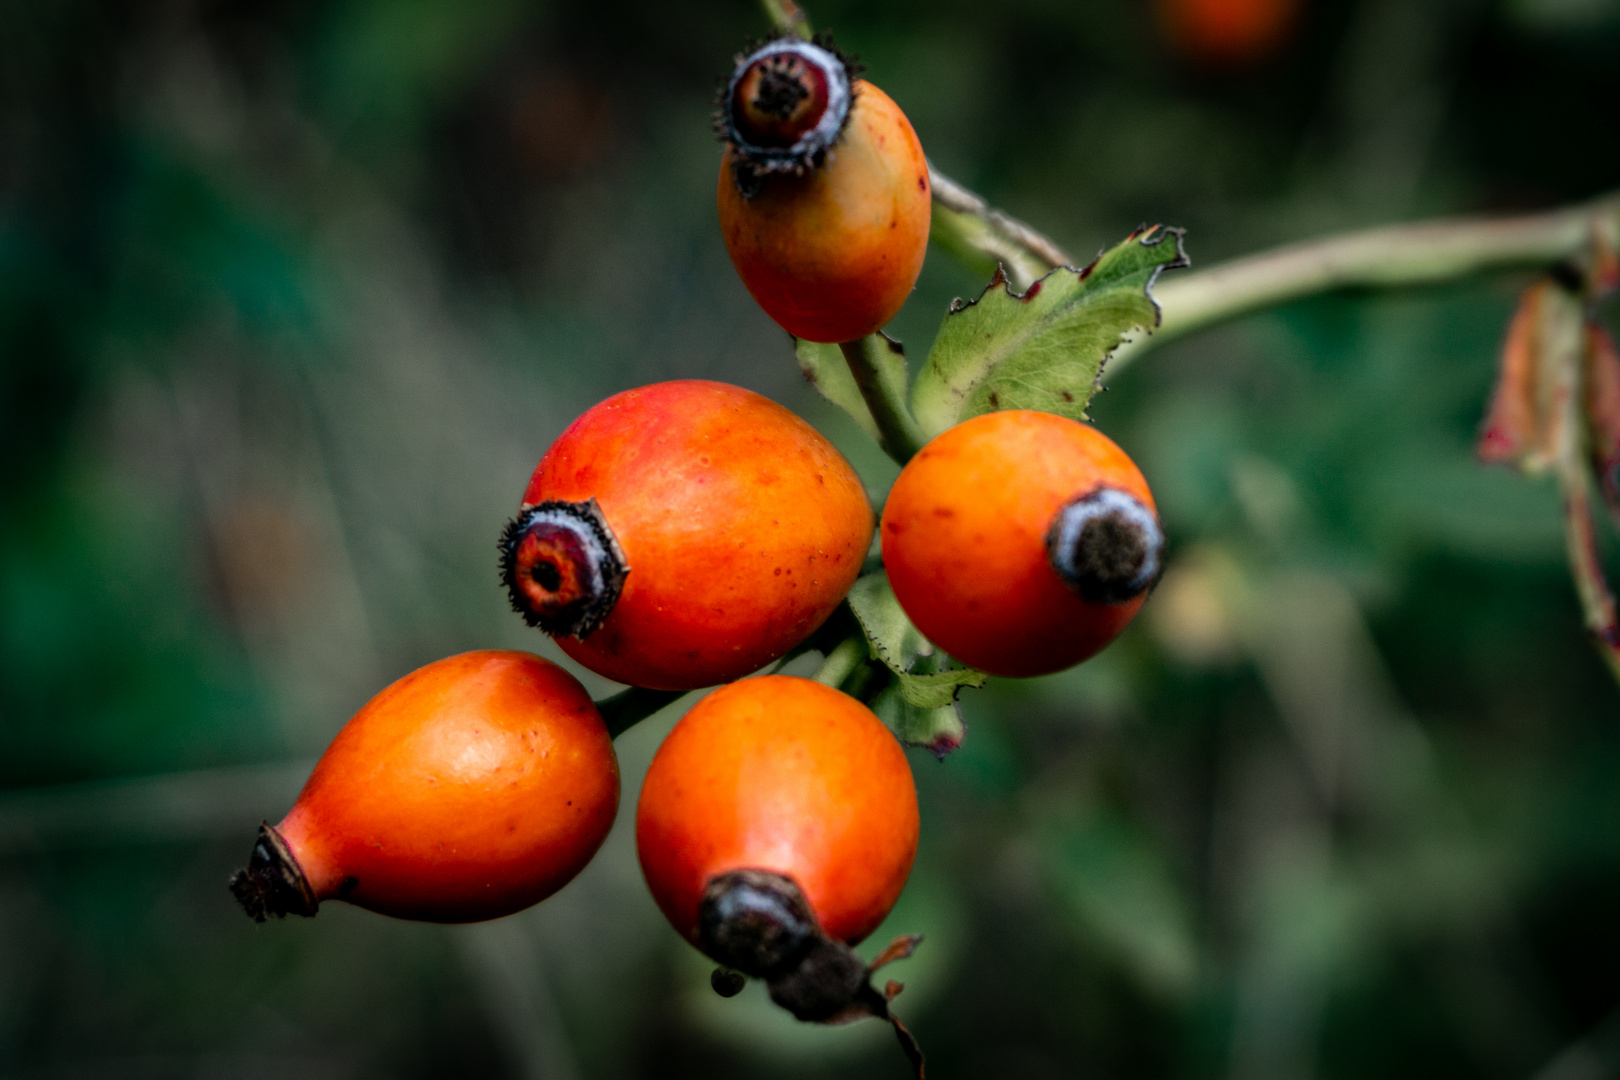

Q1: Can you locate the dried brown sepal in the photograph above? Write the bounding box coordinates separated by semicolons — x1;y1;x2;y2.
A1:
715;35;862;193
229;821;318;922
1585;324;1620;514
499;498;629;639
710;968;747;998
697;869;926;1079
869;933;923;971
1477;278;1584;473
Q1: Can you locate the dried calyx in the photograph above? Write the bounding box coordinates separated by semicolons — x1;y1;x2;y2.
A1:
500;498;629;639
698;869;926;1079
230;822;318;922
1047;487;1164;604
719;36;857;190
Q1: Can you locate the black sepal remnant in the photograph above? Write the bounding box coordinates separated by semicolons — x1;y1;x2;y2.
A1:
710;968;747;998
700;868;819;979
697;868;927;1079
716;34;861;191
230;822;319;922
499;497;629;639
1047;487;1164;604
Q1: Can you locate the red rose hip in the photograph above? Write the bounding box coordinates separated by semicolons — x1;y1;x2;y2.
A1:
501;380;873;691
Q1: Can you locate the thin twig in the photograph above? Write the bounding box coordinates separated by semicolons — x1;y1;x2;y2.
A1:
596;686;686;740
1546;241;1620;687
1108;190;1620;376
928;167;1072;292
761;0;811;37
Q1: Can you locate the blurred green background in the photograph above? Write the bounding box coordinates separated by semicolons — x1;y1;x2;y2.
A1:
2;0;1618;1076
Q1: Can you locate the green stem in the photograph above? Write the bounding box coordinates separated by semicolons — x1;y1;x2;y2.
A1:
1107;190;1620;377
760;0;811;36
839;336;928;463
812;635;867;688
596;686;686;740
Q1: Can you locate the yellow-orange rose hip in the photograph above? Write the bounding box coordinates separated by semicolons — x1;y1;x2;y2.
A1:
717;37;930;344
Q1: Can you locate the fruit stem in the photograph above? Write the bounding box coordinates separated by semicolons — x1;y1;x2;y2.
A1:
839;336;928;463
597;686;686;740
811;635;868;688
1108;189;1620;377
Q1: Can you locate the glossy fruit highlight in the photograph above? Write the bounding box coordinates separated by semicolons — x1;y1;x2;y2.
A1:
717;38;930;344
231;650;618;924
881;410;1163;678
502;380;873;691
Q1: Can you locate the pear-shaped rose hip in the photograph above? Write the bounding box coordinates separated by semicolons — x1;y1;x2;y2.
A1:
231;650;618;924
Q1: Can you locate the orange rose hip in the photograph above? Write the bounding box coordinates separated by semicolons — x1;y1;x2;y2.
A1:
231;650;619;924
636;675;919;949
881;410;1164;678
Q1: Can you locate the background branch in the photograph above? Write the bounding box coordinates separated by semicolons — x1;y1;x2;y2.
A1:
1108;191;1620;376
928;167;1072;291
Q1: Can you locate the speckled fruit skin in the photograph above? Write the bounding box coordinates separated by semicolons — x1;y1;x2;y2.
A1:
525;380;873;691
718;81;931;345
275;650;618;923
636;675;919;946
881;410;1158;678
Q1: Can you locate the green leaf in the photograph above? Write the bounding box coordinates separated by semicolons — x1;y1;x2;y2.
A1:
845;572;987;711
871;684;966;759
893;668;985;709
910;225;1189;437
845;572;931;673
795;338;880;442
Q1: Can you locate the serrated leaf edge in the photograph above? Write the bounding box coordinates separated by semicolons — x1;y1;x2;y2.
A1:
845;574;989;704
944;223;1190;326
915;224;1190;431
